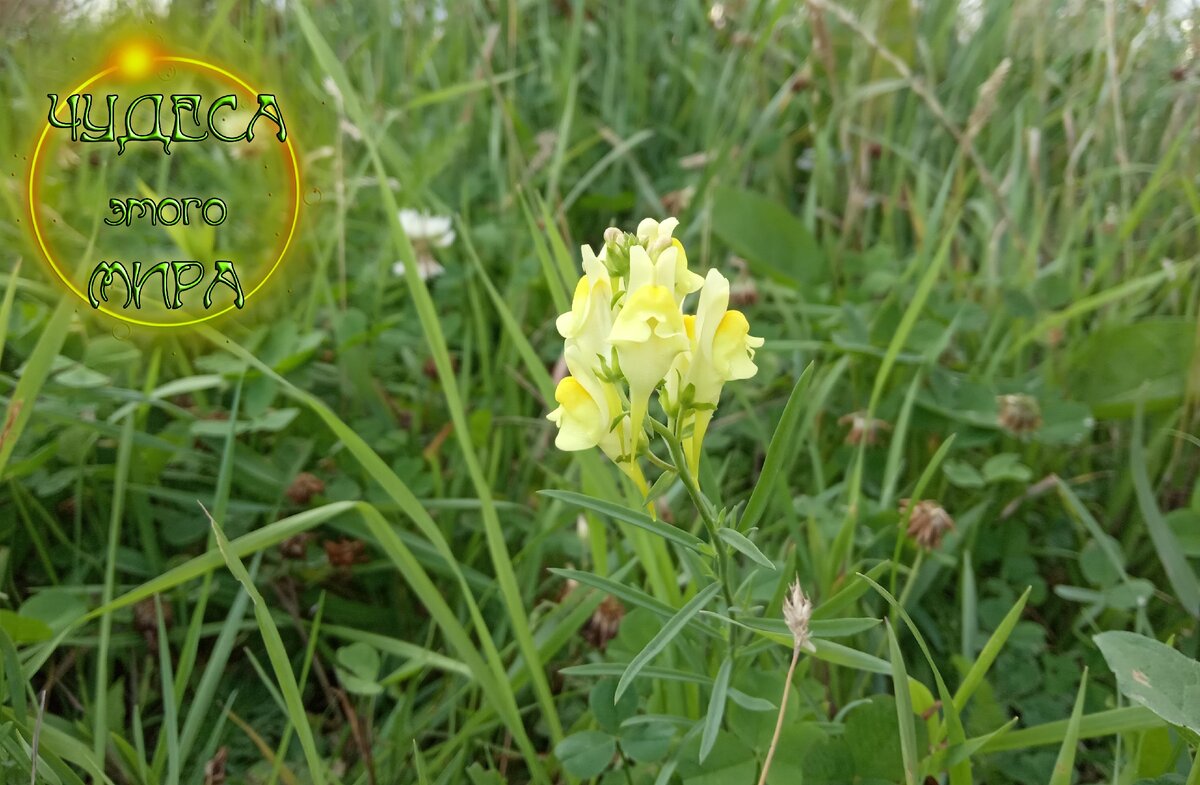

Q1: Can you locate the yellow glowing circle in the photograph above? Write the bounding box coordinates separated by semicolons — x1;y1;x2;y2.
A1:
118;44;154;79
27;49;301;328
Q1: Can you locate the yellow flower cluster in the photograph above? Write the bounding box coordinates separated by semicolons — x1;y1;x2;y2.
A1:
547;218;764;480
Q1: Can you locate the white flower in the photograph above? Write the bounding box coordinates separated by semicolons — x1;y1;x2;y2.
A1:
391;258;445;282
393;209;455;282
399;209;455;247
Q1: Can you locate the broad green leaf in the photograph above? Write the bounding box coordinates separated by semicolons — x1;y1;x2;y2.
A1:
555;731;615;779
590;679;638;735
17;590;86;633
1067;319;1196;417
618;719;674;763
1095;631;1200;734
0;611;52;645
981;453;1032;484
336;642;382;697
676;731;756;785
711;186;824;285
943;459;985;489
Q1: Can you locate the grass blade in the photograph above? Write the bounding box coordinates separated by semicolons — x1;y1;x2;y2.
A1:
953;587;1031;712
1049;669;1088;785
739;363;813;531
203;504;327;785
887;621;920;785
1132;398;1200;616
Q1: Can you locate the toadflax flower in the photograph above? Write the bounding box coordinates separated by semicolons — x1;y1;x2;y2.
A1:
664;268;764;471
546;217;763;484
392;209;454;281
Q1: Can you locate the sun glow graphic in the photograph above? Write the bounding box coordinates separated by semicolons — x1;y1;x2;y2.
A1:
116;42;154;79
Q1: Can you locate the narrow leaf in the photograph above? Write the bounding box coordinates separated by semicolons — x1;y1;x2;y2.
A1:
540;490;709;554
716;528;775;570
700;657;733;762
887;621;920;785
616;583;722;700
1049;669;1088;785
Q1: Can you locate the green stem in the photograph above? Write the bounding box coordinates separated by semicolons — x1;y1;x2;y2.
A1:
650;418;740;649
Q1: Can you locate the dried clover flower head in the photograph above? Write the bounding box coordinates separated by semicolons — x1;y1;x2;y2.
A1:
286;472;325;506
584;595;625;651
997;393;1042;436
783;579;815;653
837;411;892;446
900;499;955;550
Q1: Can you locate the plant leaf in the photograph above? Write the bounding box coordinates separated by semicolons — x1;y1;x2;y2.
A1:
616;583;722;700
540;490;709;554
716;527;775;570
1095;631;1200;734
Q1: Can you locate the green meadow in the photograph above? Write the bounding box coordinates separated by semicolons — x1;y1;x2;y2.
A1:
1;0;1199;783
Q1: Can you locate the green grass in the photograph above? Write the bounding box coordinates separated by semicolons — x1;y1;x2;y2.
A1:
1;0;1199;783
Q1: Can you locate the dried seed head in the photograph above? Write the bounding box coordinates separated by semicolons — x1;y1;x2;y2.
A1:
584;595;625;651
837;411;892;446
556;576;580;604
900;499;955;550
965;58;1012;144
728;275;759;307
204;747;228;785
279;532;314;561
783;579;815;653
56;496;77;523
323;538;367;568
661;186;695;214
997;393;1042;437
133;596;173;652
286;472;325;506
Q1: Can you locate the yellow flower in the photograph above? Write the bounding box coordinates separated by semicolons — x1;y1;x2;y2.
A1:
547;376;607;451
547;353;624;462
610;246;691;444
664;269;763;470
556;246;614;367
635;217;703;303
546;216;763;486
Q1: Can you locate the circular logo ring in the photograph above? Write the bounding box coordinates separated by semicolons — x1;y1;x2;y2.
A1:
27;52;301;328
